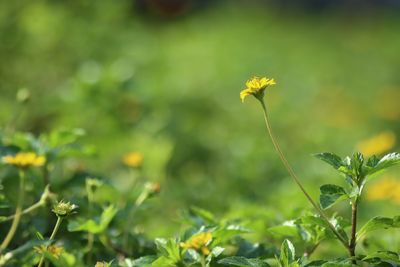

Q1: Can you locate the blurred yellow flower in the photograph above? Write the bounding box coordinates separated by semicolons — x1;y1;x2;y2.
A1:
122;152;143;168
356;131;396;157
2;152;46;168
34;244;63;259
180;232;212;255
240;76;276;102
366;176;400;205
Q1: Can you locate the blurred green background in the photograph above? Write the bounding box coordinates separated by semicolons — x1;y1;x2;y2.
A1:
1;0;400;256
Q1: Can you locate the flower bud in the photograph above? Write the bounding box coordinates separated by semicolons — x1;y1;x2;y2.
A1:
52;200;78;217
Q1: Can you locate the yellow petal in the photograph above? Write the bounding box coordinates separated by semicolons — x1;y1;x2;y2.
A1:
240;88;252;102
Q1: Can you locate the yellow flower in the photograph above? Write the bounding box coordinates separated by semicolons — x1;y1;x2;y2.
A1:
122;152;144;168
356;131;396;157
366;176;400;205
180;232;212;255
240;76;276;102
2;152;46;168
34;244;63;259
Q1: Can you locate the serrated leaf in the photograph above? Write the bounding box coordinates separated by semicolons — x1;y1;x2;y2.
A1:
319;184;349;210
279;239;296;267
314;153;343;169
357;216;400;240
365;153;400;177
352;152;364;177
154;238;181;263
218;256;270;267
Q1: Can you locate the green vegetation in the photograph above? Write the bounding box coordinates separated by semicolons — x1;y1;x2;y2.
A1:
1;1;400;266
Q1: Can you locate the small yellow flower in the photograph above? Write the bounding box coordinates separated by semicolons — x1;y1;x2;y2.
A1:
240;76;276;102
356;131;396;157
367;176;400;205
2;152;46;168
34;244;63;259
180;232;212;255
122;152;144;168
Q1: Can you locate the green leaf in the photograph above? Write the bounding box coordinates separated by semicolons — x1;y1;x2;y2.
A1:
268;223;299;239
210;246;225;257
213;224;251;244
154;238;181;263
357;216;400;240
365;153;400;177
363;251;400;263
67;205;117;234
45;128;86;148
206;246;225;264
122;256;156;267
352;152;364;177
218;256;270;267
321;263;354;267
189;206;216;223
279;239;296;267
299;215;349;243
366;155;380;168
314;153;343;169
151;256;177;267
319;184;349;209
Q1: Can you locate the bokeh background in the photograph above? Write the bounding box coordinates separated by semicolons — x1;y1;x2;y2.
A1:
1;0;400;256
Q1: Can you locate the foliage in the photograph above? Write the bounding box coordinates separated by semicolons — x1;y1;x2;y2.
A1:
1;2;400;266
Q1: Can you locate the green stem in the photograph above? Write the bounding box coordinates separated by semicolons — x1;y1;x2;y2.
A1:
258;99;349;250
0;170;26;252
86;181;94;265
200;254;206;267
123;190;148;251
37;217;63;267
349;200;358;262
1;185;50;223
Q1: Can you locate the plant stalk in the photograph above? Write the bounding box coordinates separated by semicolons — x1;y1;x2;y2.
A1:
37;216;63;267
0;170;26;252
1;185;50;223
86;181;94;265
349;200;358;262
258;99;349;250
123;189;149;251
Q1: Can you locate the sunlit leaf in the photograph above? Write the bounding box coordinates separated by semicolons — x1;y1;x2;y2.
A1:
357;216;400;240
218;256;270;267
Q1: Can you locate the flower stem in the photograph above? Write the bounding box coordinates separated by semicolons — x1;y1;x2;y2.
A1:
0;170;26;252
37;216;63;267
258;99;349;250
1;185;50;224
349;200;358;262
